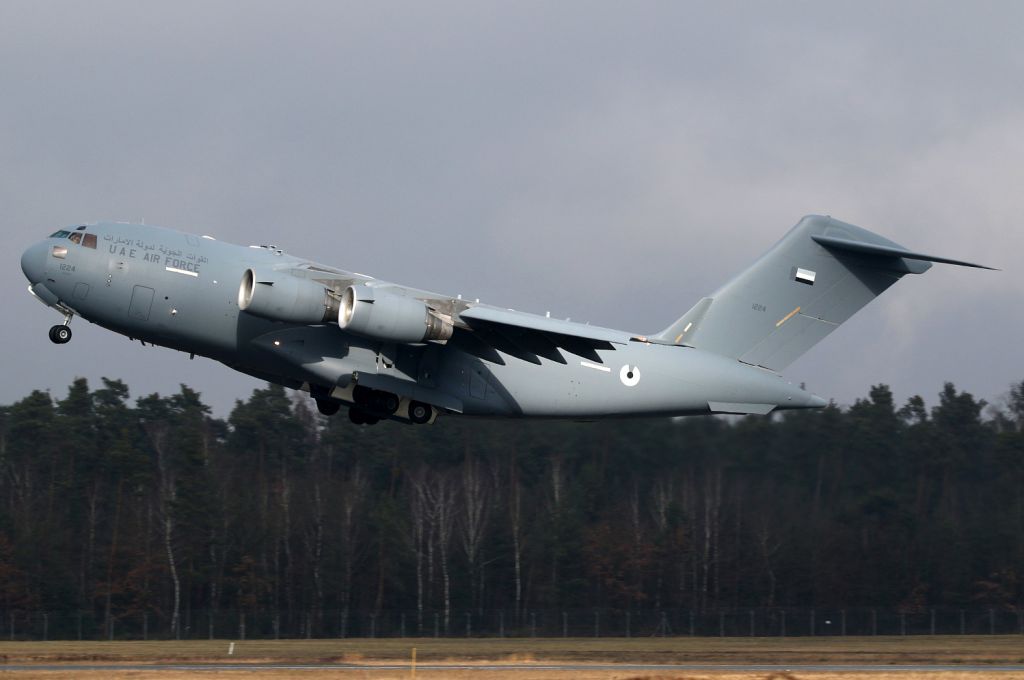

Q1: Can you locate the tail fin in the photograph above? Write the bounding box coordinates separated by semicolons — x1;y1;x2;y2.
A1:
653;215;993;372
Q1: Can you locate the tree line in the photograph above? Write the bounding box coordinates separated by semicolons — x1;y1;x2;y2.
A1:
1;377;1022;637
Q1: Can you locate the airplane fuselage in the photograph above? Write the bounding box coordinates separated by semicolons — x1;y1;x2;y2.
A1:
21;221;823;423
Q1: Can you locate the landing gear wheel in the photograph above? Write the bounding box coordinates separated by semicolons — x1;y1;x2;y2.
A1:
315;398;341;416
380;393;400;415
49;325;72;344
352;386;400;416
349;408;379;425
408;401;432;425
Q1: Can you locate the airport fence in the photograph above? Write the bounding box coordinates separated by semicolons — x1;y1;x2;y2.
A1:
2;607;1024;641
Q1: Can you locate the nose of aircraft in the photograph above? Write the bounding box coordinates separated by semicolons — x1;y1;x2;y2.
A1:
20;241;47;284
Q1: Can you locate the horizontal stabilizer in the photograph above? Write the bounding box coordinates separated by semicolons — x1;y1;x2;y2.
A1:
811;235;996;270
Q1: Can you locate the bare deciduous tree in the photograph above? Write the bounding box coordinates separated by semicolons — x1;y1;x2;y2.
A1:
459;454;492;613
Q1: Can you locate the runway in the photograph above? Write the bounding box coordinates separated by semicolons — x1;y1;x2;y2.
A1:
2;663;1024;673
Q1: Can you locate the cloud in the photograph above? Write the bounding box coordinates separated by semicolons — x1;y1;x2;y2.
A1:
1;1;1021;414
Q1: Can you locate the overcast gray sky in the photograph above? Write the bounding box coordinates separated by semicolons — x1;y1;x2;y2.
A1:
2;1;1021;416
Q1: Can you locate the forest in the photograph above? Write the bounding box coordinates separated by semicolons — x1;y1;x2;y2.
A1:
1;377;1023;639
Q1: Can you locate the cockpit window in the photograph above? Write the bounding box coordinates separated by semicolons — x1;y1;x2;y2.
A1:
48;229;97;248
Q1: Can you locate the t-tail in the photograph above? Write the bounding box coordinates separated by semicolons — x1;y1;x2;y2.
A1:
654;215;994;372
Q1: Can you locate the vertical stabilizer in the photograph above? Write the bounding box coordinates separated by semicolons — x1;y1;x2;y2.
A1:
654;215;992;371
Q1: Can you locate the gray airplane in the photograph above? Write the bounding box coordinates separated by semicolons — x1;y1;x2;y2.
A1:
20;215;991;425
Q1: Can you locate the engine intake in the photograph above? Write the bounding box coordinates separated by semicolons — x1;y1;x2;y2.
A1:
238;268;338;324
338;285;452;343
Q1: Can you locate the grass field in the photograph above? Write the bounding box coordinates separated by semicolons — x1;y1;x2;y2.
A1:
1;637;1024;679
8;672;1024;680
1;636;1023;665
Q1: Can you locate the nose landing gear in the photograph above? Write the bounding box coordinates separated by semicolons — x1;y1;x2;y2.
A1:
48;312;74;344
49;325;72;344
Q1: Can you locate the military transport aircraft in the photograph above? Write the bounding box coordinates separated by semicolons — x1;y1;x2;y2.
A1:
20;215;991;425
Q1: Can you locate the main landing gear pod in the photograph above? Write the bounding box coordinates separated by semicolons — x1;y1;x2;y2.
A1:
310;383;434;425
349;400;433;425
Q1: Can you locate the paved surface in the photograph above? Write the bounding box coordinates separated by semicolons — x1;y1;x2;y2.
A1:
2;663;1024;673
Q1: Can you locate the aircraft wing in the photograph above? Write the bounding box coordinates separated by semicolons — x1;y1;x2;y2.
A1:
291;263;632;365
458;307;626;344
453;306;629;365
303;265;371;290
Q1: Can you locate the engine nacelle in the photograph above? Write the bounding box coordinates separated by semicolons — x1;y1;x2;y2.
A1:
338;285;452;343
238;268;338;324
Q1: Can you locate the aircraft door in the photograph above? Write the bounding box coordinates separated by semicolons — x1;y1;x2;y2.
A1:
129;285;155;321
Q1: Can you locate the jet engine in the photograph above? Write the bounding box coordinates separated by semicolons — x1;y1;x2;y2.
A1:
238;268;339;324
338;285;452;343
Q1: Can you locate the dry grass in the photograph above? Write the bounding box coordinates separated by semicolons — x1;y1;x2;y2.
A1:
6;673;1024;680
2;636;1024;665
2;637;1024;679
